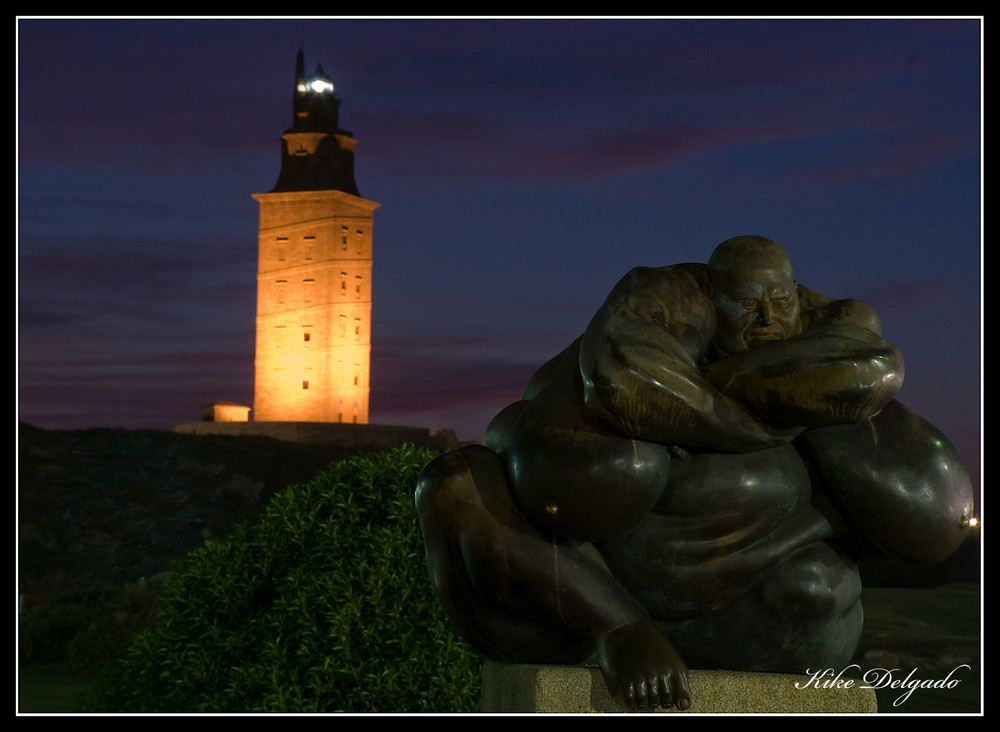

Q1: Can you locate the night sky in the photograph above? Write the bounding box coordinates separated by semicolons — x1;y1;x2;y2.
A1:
17;18;981;497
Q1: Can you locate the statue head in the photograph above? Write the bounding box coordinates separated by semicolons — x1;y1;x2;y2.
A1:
708;235;802;356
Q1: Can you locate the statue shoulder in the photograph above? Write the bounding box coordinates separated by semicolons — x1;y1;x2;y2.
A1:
587;262;716;364
605;263;709;298
603;263;714;321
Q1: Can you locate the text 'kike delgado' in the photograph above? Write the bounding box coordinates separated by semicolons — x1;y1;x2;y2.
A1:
797;664;972;707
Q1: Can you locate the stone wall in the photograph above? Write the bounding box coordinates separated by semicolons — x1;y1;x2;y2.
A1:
174;420;459;454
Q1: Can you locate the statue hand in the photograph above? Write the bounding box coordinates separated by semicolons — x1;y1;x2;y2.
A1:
595;619;692;711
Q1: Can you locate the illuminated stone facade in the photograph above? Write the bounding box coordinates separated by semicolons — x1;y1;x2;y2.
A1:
252;50;379;423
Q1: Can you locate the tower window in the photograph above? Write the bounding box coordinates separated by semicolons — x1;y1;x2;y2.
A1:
303;331;311;342
302;380;309;389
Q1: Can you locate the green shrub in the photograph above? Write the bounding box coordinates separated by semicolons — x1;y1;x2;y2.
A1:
82;446;483;713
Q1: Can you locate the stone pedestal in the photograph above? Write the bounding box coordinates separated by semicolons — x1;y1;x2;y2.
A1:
480;661;877;714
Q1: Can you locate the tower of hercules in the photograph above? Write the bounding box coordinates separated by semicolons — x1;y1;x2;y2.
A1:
252;49;379;424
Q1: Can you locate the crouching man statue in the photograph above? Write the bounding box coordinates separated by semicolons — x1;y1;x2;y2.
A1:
415;235;974;711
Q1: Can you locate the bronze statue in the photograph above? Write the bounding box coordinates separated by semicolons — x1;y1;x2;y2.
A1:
415;235;973;711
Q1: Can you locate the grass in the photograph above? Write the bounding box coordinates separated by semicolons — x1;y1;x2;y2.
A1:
18;665;93;714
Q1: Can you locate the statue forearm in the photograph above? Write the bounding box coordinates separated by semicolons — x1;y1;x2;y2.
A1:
701;324;904;427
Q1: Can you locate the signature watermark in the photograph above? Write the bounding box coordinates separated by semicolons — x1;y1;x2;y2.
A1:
797;664;972;707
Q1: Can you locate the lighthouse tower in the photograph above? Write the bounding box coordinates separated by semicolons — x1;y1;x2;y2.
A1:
252;49;379;424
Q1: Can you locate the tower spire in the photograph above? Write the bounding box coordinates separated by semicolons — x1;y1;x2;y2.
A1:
290;49;341;132
292;46;306;127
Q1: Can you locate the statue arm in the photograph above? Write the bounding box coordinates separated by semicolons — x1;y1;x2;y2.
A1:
579;266;793;453
701;289;904;427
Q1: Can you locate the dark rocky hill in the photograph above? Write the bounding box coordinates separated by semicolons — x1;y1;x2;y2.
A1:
17;422;374;607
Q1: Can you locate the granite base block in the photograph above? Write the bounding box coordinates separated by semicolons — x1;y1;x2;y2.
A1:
479;661;877;714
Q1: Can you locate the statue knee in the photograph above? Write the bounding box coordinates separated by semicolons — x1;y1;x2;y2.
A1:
507;425;671;543
415;445;489;527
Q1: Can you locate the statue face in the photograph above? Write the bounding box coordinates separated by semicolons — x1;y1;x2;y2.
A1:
711;265;801;355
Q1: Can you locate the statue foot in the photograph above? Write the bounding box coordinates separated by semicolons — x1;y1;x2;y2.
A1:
595;619;692;710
